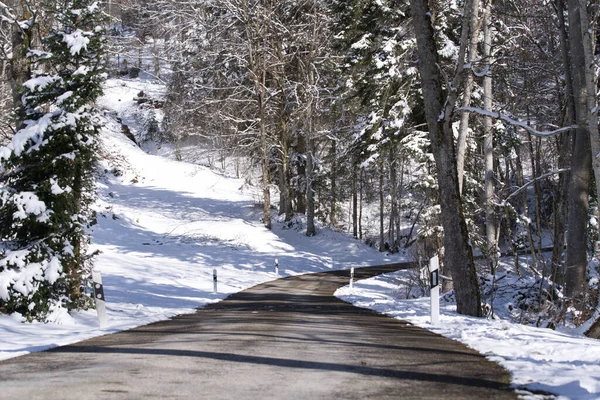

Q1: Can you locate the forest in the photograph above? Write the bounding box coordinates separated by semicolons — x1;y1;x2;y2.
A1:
0;0;599;336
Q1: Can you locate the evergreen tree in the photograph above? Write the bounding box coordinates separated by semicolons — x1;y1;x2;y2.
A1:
0;0;105;321
330;0;417;167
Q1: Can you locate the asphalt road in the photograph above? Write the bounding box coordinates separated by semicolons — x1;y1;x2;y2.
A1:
0;264;517;399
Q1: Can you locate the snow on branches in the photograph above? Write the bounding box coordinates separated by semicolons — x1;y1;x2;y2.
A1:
0;0;105;321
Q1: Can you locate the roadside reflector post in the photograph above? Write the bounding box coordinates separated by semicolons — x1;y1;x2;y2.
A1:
429;256;440;326
350;267;355;289
275;259;279;275
92;270;108;328
213;269;218;294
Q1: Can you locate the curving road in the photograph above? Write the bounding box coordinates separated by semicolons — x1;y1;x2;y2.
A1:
0;264;516;399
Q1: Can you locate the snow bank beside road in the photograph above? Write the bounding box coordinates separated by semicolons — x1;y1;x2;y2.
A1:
336;270;600;400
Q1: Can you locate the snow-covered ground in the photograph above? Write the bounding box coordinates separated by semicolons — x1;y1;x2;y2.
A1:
2;77;600;400
336;271;600;400
0;78;399;361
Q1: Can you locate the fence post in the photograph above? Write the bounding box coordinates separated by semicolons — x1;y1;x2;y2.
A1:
213;269;218;294
92;270;108;328
429;256;440;326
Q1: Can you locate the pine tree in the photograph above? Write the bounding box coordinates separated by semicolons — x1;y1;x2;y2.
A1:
330;0;417;168
0;0;105;321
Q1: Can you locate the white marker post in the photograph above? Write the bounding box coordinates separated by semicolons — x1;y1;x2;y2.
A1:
429;256;440;326
275;258;279;275
92;270;107;328
213;269;218;294
349;267;355;289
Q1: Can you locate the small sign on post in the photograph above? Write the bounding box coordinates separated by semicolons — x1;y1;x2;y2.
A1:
429;256;440;326
349;267;355;289
92;270;107;328
213;269;218;294
275;259;279;275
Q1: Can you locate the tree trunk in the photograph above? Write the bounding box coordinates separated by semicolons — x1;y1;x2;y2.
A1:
514;143;540;275
456;0;482;195
305;51;316;237
352;169;358;238
379;164;385;252
275;37;292;221
359;169;364;240
504;157;521;277
565;124;591;300
277;114;292;221
296;134;307;215
526;131;541;268
306;138;316;236
330;139;337;227
153;33;160;78
8;6;32;128
552;0;574;285
389;147;398;251
409;0;482;317
258;68;271;230
482;3;496;273
565;0;593;300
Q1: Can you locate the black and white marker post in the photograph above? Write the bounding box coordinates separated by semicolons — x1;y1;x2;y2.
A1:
429;256;440;326
92;270;107;328
213;269;218;294
275;259;279;275
349;267;355;289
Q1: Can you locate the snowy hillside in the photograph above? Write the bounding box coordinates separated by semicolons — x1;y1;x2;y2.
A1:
0;78;400;361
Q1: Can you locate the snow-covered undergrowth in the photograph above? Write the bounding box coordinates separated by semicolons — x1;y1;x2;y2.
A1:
336;269;600;400
0;78;399;361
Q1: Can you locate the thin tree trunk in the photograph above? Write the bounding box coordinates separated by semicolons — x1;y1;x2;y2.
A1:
8;6;32;128
504;157;521;277
275;37;292;221
153;33;160;78
515;143;539;275
330;139;337;227
306;137;316;236
352;169;358;238
397;158;404;246
409;0;482;317
359;169;364;240
552;133;571;283
482;3;496;273
277;113;292;221
296;134;307;215
389;145;399;251
534;137;544;255
456;0;482;194
379;164;385;252
552;0;574;285
258;68;271;230
526;132;541;268
305;52;316;236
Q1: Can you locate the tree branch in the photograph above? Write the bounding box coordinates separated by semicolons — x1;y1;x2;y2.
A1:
498;168;570;205
459;106;578;137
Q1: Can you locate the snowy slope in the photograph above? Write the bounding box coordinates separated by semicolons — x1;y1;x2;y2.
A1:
0;78;399;361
